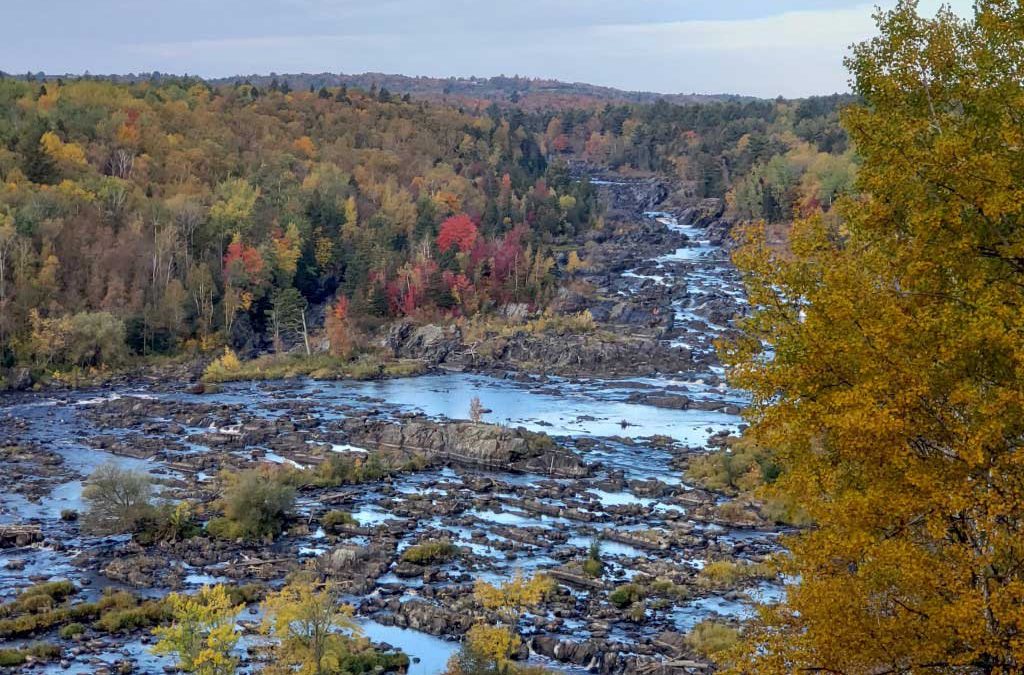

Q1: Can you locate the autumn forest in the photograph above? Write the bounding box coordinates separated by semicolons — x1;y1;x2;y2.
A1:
2;1;1022;674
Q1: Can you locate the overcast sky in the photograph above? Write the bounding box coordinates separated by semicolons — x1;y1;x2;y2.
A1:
3;0;974;98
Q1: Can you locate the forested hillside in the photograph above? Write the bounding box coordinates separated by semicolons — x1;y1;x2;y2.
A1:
0;75;852;378
0;78;604;370
524;94;857;221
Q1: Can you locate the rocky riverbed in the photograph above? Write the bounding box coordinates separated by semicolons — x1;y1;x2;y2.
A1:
0;176;782;674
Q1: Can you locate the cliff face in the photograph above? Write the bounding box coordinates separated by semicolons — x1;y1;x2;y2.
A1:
340;417;590;478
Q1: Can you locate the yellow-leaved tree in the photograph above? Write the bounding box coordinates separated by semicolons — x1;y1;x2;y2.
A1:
446;572;555;674
261;577;361;675
152;585;241;675
724;1;1024;672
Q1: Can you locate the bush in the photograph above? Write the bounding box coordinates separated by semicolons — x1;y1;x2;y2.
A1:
310;452;392;487
211;469;295;541
582;537;604;578
401;540;457;565
19;580;77;605
0;642;60;667
685;438;780;496
81;463;154;535
202;347;241;382
321;510;357;530
686;620;739;658
93;599;169;633
0;649;25;667
134;501;201;545
697;559;775;589
608;583;645;609
58;622;86;638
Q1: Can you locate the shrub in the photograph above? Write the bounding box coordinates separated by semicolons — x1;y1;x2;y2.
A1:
685;620;739;658
81;463;154;535
401;540;457;565
582;558;603;578
135;501;201;545
19;580;77;605
685;438;780;496
321;510;356;530
58;622;86;639
152;585;241;673
608;583;645;609
463;623;520;667
211;468;295;541
260;578;360;674
697;559;775;589
311;453;392;487
93;599;169;632
582;537;604;578
0;642;60;667
202;347;241;382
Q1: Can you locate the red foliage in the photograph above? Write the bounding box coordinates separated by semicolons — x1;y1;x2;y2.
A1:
443;271;472;296
331;295;349;321
386;261;437;316
224;237;264;280
437;214;479;253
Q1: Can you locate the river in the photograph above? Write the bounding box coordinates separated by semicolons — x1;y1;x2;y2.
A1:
0;209;780;673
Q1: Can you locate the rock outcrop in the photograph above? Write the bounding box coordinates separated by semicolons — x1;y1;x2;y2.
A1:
385;322;462;364
340;417;590;477
468;331;692;377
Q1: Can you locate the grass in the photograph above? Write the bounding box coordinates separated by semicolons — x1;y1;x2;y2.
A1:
0;581;257;640
202;350;426;384
686;620;740;659
58;622;86;639
697;559;776;589
608;583;645;609
0;643;60;667
401;540;458;565
321;510;357;530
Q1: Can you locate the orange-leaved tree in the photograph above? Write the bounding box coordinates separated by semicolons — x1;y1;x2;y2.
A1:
724;1;1024;672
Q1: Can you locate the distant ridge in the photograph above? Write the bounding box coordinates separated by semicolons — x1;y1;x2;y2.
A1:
6;70;759;107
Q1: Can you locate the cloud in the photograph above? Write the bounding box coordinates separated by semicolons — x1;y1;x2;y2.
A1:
2;0;979;97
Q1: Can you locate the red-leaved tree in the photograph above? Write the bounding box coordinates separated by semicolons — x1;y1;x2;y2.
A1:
437;214;479;253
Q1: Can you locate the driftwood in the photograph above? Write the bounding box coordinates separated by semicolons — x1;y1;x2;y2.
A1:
548;568;606;590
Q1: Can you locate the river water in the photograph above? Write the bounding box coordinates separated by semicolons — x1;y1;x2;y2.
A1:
0;211;778;673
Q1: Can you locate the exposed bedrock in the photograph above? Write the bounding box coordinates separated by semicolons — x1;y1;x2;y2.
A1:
340;417;591;478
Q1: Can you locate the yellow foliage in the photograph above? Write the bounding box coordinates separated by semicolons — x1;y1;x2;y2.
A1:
151;585;241;675
202;348;241;381
474;572;555;624
40;132;88;168
565;250;586;274
723;4;1024;673
464;623;520;664
261;578;361;675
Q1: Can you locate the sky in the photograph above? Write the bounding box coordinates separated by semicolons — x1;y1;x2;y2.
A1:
3;0;975;98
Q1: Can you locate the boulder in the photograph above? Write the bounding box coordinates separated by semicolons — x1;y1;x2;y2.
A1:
385;322;462;364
